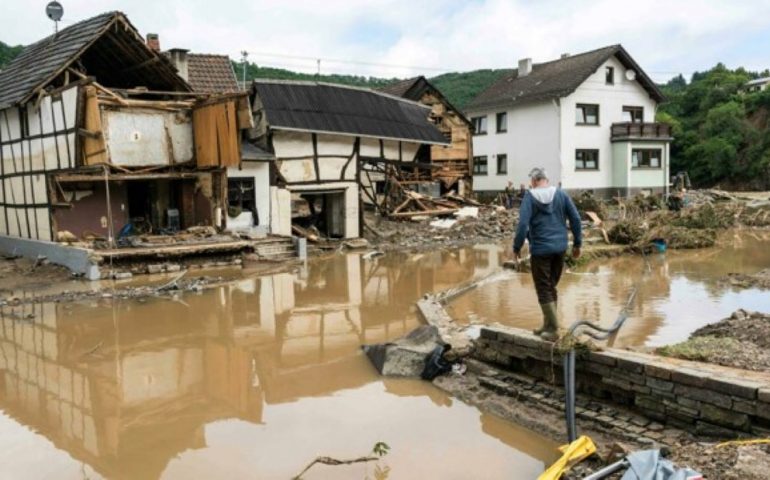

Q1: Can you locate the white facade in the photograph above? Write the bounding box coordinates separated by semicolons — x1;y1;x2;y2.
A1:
469;54;669;195
226;161;271;235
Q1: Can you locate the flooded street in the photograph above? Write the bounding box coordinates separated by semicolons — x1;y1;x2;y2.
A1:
0;230;768;479
450;230;770;347
0;252;556;480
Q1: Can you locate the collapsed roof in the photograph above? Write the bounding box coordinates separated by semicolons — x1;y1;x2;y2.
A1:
466;44;664;112
0;11;189;109
253;79;449;145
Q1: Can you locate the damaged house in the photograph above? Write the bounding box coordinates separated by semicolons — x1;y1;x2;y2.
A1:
247;80;449;240
0;12;253;277
379;76;474;196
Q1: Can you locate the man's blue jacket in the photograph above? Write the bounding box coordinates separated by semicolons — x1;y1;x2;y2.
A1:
513;186;582;256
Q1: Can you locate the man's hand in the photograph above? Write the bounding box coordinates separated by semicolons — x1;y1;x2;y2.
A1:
572;246;581;259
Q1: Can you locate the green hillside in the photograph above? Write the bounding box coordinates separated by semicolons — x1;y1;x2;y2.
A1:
658;64;770;189
0;41;23;69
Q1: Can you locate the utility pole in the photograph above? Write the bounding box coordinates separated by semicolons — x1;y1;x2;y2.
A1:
241;50;249;90
316;58;321;78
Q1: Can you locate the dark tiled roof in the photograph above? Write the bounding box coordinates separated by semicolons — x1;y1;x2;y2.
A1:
378;77;420;98
187;54;240;93
378;76;472;127
0;11;188;109
465;45;664;111
253;80;449;145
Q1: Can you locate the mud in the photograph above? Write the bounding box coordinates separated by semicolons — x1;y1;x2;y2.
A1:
671;441;770;480
657;309;770;371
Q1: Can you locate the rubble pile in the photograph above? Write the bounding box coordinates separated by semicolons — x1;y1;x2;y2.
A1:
365;205;517;252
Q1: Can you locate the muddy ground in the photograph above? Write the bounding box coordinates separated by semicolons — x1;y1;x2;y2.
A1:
658;309;770;372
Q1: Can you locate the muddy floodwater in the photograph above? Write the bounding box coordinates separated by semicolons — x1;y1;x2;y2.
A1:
450;230;770;347
1;230;768;479
0;252;558;480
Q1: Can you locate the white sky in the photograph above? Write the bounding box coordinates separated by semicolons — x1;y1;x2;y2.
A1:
2;0;770;82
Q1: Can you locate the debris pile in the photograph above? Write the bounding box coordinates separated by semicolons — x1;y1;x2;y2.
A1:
365;205;517;252
723;268;770;289
657;309;770;371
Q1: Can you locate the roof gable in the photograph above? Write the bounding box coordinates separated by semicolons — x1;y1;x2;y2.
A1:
465;45;663;111
0;11;189;109
253;80;449;145
378;76;472;127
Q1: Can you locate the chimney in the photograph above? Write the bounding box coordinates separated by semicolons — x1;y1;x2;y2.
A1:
146;33;160;52
561;53;570;59
168;48;190;81
518;58;533;77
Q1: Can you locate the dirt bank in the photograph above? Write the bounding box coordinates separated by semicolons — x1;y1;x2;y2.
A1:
0;256;71;292
723;268;770;289
657;309;770;372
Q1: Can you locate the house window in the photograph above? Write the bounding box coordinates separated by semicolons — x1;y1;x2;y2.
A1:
473;156;488;175
227;178;258;225
575;104;599;125
631;149;662;169
575;149;599;170
622;106;644;123
606;66;615;85
472;116;488;135
496;112;507;133
496;154;508;175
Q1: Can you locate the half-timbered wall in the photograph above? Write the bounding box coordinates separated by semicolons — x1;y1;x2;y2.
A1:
0;85;79;241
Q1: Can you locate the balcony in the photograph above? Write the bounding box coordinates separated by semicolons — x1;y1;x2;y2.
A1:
611;122;673;141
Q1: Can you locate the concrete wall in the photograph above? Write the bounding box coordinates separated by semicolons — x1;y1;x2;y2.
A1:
475;326;770;438
468;101;560;191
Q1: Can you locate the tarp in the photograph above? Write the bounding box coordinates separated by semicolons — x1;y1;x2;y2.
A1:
621;450;703;480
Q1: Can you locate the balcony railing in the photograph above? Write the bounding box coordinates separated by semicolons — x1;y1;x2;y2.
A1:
611;122;672;141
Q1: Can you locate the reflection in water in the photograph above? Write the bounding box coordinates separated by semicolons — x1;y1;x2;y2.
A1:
0;251;554;480
450;230;770;347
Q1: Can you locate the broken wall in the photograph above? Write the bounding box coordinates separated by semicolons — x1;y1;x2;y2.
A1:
0;85;79;241
53;182;128;240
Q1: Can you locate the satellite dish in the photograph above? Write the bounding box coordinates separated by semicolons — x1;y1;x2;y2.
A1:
46;1;64;21
625;69;637;81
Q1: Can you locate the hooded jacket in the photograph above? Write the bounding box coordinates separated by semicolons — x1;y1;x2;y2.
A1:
513;186;582;256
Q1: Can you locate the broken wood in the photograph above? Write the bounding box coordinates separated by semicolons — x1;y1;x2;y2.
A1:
292;224;319;242
389;208;457;218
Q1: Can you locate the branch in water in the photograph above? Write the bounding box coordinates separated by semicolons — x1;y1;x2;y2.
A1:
292;455;379;479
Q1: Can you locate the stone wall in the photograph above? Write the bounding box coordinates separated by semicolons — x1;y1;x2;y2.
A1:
475;326;770;438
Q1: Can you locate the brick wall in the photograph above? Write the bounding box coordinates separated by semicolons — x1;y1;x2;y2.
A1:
475;326;770;438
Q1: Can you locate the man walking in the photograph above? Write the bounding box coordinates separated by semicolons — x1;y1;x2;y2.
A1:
513;168;582;341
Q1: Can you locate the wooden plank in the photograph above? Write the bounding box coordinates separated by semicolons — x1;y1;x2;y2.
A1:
82;86;107;165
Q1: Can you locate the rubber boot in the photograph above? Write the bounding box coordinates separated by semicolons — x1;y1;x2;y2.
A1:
536;302;559;342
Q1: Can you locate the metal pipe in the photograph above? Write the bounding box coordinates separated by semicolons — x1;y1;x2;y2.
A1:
582;459;629;480
102;164;115;248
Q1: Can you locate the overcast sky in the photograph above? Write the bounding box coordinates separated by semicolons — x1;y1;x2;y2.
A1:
3;0;770;82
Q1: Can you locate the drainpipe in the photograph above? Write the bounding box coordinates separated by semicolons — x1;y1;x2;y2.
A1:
102;164;115;248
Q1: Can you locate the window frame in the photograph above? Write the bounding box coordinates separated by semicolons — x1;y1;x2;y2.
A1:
471;116;488;135
622;106;644;123
472;155;488;175
575;103;600;126
496;112;507;133
496;154;508;175
605;66;615;85
631;148;662;169
575;149;599;171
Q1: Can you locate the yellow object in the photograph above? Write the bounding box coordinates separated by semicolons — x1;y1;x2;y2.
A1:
538;435;597;480
715;438;770;449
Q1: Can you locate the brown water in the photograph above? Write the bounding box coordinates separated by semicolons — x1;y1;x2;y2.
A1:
450;230;770;347
2;231;768;479
0;251;557;480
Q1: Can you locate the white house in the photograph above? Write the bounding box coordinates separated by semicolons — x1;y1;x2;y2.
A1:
465;45;672;197
745;76;770;93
